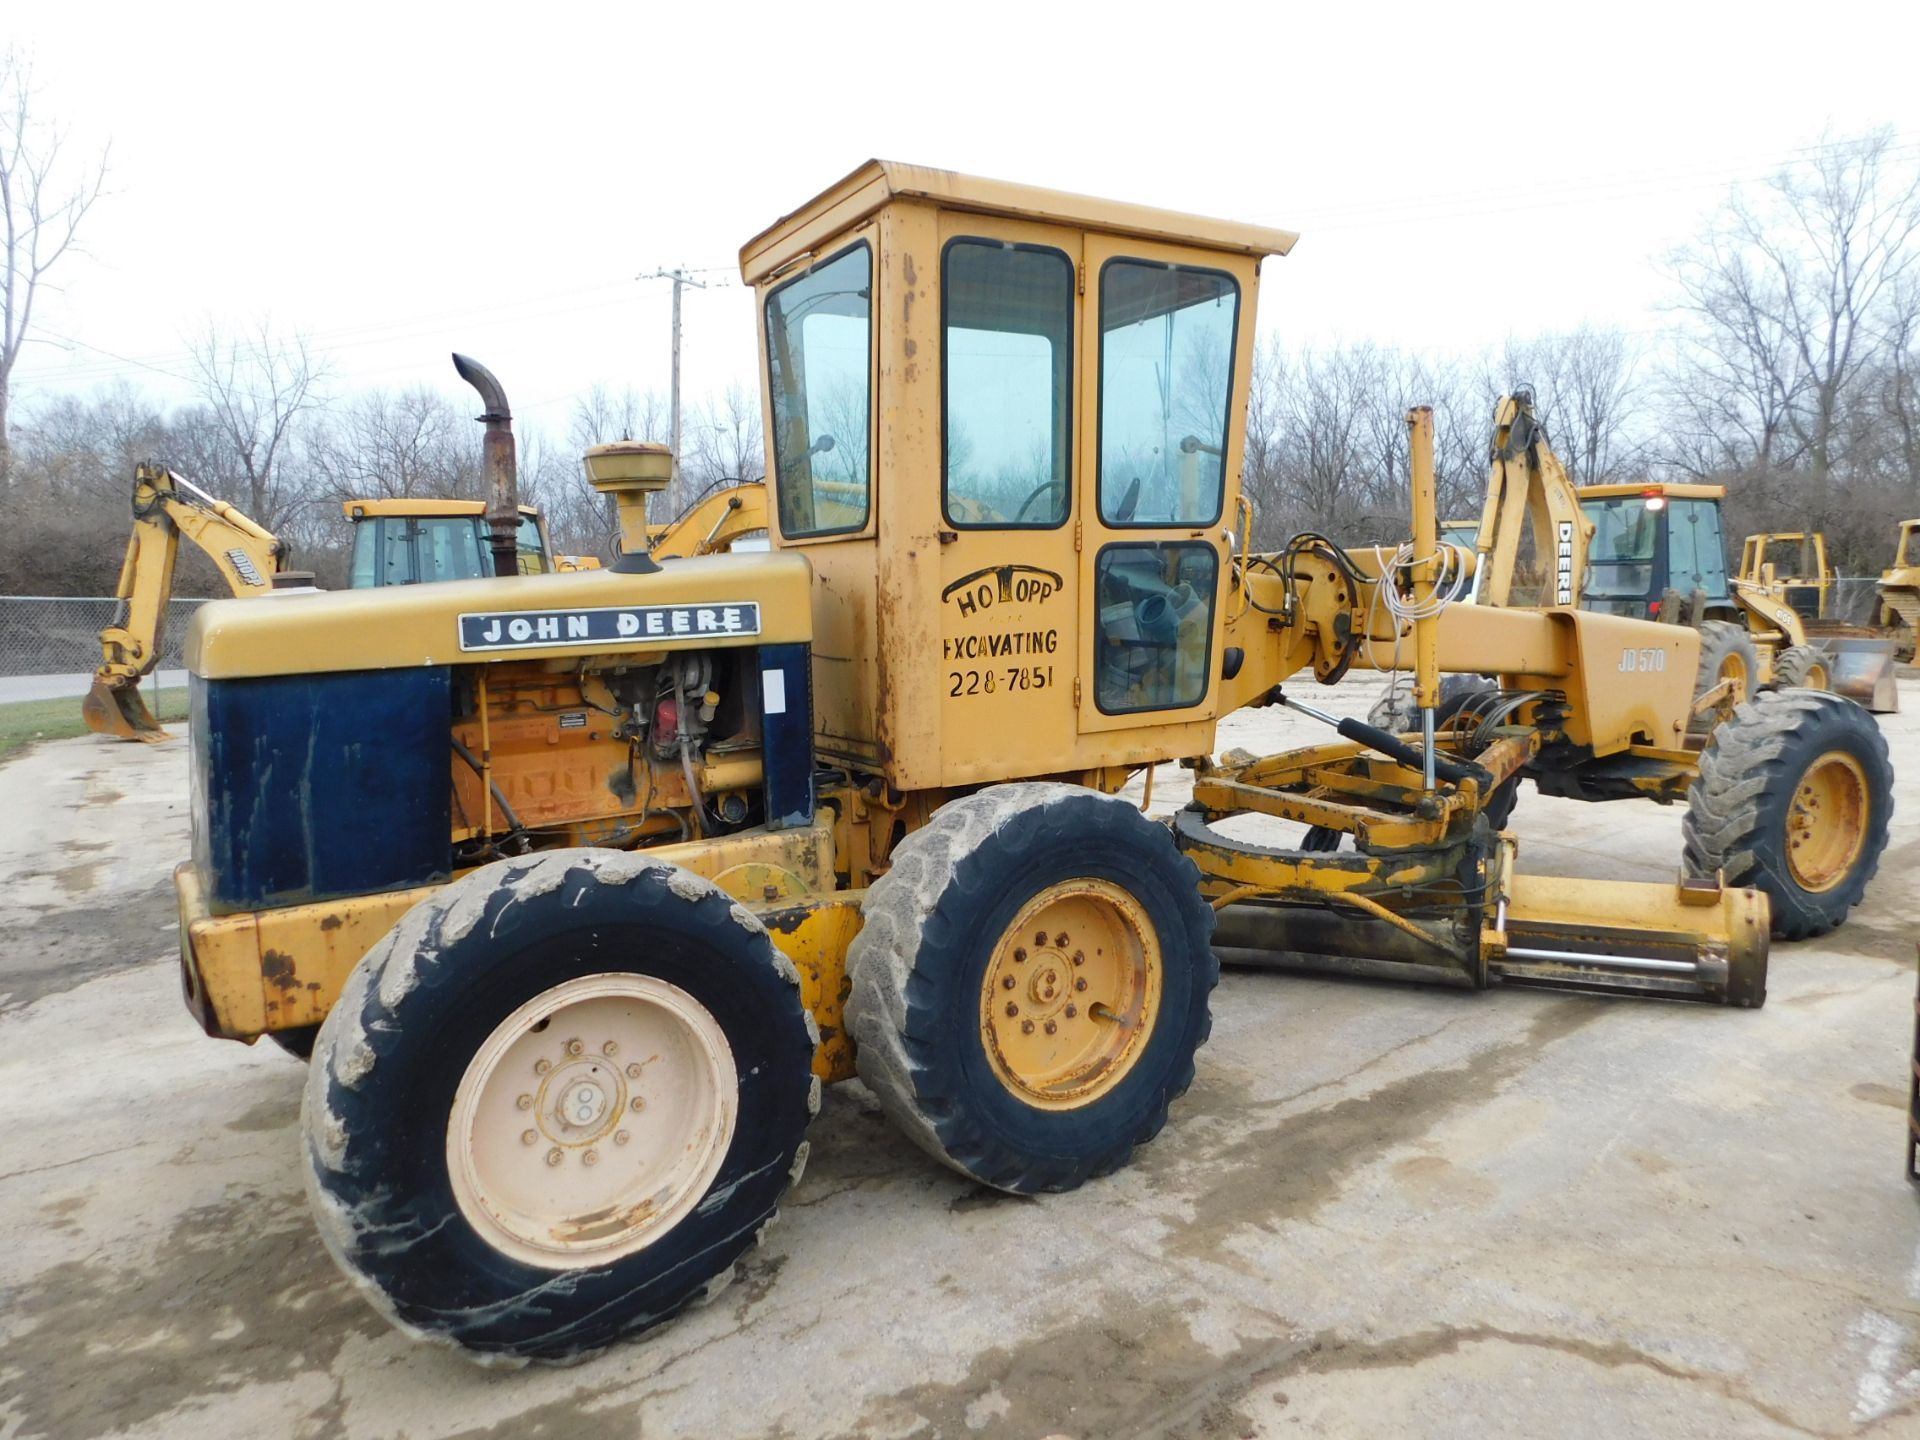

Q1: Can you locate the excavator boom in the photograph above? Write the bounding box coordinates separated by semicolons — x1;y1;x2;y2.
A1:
83;465;291;742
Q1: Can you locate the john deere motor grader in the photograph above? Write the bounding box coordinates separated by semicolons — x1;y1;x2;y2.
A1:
171;162;1892;1361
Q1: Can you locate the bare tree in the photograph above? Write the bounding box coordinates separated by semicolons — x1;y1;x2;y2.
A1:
186;319;324;530
1665;129;1920;484
306;385;473;502
0;48;109;482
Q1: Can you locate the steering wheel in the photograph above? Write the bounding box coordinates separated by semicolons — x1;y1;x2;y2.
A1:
1014;479;1066;524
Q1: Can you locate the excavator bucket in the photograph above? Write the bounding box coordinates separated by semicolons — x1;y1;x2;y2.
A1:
1826;637;1900;714
81;676;167;742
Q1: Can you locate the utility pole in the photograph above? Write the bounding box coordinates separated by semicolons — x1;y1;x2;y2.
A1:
641;267;710;495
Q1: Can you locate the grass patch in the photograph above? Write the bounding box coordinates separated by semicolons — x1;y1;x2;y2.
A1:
0;689;189;759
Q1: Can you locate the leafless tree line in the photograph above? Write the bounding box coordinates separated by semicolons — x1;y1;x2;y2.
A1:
2;97;1917;596
0;341;766;595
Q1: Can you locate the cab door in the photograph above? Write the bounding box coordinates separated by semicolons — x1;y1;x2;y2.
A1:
932;213;1085;774
1075;236;1246;734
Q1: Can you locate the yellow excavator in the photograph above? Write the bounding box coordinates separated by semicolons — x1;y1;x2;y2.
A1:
84;467;599;741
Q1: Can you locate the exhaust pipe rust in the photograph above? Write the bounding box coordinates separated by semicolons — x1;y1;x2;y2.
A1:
453;353;519;578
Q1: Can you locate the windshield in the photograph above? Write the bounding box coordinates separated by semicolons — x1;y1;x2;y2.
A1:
348;516;491;587
1579;496;1657;599
765;242;871;538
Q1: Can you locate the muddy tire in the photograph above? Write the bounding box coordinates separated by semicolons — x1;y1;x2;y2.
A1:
1691;621;1759;730
1769;643;1833;692
847;783;1216;1194
1683;691;1893;940
303;849;817;1362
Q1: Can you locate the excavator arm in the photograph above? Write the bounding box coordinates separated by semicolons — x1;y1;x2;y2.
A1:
647;481;770;560
83;465;290;742
1469;392;1592;608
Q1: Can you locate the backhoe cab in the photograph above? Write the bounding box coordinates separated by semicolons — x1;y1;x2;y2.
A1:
167;161;1892;1362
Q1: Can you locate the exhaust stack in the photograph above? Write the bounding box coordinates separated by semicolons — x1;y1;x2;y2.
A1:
452;353;519;577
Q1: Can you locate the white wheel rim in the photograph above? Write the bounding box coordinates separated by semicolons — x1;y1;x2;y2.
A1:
447;974;738;1270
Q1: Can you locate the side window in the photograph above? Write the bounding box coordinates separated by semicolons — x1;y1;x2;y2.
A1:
349;521;377;588
1093;542;1218;713
1098;261;1239;528
1670;501;1728;599
942;239;1074;528
515;513;548;575
765;242;871;538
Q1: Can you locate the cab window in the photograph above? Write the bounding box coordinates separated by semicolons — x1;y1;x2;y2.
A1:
515;513;549;575
942;239;1074;528
348;516;490;588
1667;499;1728;600
1098;261;1239;528
766;242;871;538
1093;541;1218;713
1579;496;1658;599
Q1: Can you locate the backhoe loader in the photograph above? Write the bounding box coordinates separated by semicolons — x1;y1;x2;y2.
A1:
84;466;593;741
167;162;1893;1362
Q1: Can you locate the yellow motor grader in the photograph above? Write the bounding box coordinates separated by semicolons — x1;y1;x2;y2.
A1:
169;162;1893;1361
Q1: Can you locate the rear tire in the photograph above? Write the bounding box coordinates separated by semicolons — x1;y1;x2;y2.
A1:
1683;690;1893;940
303;850;817;1362
847;783;1216;1194
1691;621;1759;730
1770;643;1833;692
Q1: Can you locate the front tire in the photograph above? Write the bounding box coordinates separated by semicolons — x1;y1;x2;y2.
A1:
303;850;817;1362
1691;621;1759;730
847;783;1216;1194
1684;690;1893;940
1770;643;1833;691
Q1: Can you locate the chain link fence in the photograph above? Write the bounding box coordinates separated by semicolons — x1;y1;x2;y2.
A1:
0;597;209;677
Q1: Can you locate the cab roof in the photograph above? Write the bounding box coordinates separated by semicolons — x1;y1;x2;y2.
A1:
343;499;541;519
1578;482;1727;502
739;159;1300;286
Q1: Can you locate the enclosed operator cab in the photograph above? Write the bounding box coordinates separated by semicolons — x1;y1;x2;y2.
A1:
1577;483;1732;621
344;500;556;586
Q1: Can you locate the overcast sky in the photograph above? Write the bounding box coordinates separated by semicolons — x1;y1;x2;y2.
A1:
11;1;1920;448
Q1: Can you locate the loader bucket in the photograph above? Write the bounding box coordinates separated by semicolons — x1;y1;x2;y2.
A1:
82;676;168;742
1826;637;1900;714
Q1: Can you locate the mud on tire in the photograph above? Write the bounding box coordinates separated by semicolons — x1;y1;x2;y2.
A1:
1683;690;1893;940
302;849;817;1363
846;783;1217;1195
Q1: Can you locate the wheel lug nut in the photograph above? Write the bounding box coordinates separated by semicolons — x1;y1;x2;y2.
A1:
1014;947;1027;962
1006;1002;1019;1017
565;1039;584;1057
1022;1020;1035;1035
516;1093;533;1110
1003;976;1016;989
1065;1005;1077;1018
1072;951;1084;966
583;1149;599;1166
1044;1020;1057;1035
602;1041;619;1057
1075;977;1087;991
534;1058;552;1075
631;1096;646;1112
615;1130;630;1146
1054;932;1068;947
626;1063;642;1079
546;1148;563;1167
522;1129;537;1146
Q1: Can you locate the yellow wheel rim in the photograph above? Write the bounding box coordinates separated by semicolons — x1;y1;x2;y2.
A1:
1785;750;1869;893
1805;661;1830;691
1720;650;1750;701
978;879;1162;1111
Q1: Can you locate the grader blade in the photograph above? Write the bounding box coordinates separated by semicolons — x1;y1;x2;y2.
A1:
81;675;166;742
